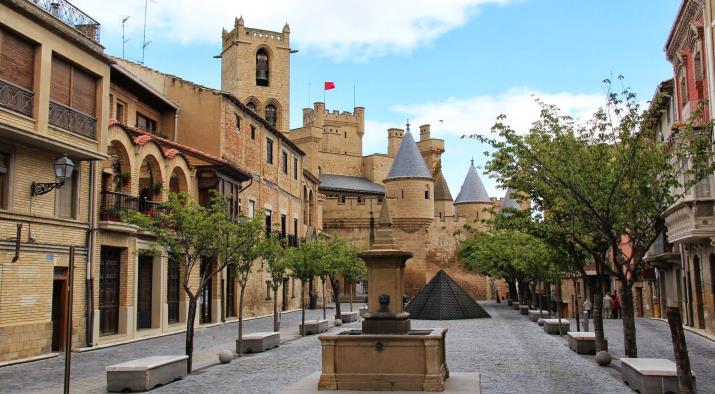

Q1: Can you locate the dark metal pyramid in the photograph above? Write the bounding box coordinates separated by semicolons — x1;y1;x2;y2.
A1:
406;270;490;320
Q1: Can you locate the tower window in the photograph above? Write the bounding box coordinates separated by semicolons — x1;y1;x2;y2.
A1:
425;190;429;199
265;104;277;127
281;151;288;174
293;156;298;179
256;48;269;87
250;125;256;140
266;138;274;164
235;114;241;131
247;100;257;112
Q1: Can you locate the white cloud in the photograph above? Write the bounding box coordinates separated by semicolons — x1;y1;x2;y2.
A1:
72;0;513;60
390;87;607;138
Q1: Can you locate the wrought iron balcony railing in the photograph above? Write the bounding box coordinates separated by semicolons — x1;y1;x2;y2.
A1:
0;79;33;117
33;0;100;42
100;191;162;221
49;101;96;139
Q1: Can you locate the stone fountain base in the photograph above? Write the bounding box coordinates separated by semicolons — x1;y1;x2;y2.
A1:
317;328;448;391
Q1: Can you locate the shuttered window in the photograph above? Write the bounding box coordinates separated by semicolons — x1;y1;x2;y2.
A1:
0;28;34;90
50;56;96;116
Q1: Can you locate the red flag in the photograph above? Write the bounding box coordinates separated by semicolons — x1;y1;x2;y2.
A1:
324;81;335;90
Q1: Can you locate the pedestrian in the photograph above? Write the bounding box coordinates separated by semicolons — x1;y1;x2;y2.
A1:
583;298;592;332
603;293;613;319
613;290;621;319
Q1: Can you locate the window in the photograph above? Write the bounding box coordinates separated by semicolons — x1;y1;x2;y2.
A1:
357;196;363;204
50;56;97;138
265;210;272;238
680;72;688;108
266;138;274;164
0;150;10;209
115;100;126;123
56;164;79;219
340;195;346;204
281;151;288;174
136;113;157;134
293;157;298;179
0;28;34;116
250;125;256;140
256;48;269;87
265;104;277;127
247;101;257;111
248;200;255;217
235;114;241;131
425;186;430;200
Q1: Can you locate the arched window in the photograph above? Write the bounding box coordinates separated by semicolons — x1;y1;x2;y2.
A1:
265;104;277;127
256;48;269;87
247;100;257;112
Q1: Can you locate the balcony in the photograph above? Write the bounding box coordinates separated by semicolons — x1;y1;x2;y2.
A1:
0;79;33;117
100;191;162;223
49;101;96;139
664;199;715;243
32;0;100;42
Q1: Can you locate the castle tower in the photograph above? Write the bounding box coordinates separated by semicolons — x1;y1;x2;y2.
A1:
416;124;445;174
221;16;291;131
383;124;434;228
387;128;404;157
453;161;492;223
433;164;454;219
301;102;365;156
500;188;529;214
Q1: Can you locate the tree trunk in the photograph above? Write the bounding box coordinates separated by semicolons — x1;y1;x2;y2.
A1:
592;276;607;352
620;278;638;358
667;306;696;393
321;277;327;320
273;287;279;332
185;297;197;374
555;280;563;336
300;279;306;336
237;285;246;357
330;277;342;319
349;279;354;312
507;279;518;303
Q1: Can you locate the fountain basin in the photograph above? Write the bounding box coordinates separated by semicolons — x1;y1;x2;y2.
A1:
318;328;449;391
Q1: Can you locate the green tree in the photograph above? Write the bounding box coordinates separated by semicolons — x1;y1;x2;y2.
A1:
286;238;325;335
124;192;227;373
260;233;288;332
321;236;364;320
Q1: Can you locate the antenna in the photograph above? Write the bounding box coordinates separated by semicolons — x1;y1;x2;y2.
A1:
141;0;151;64
121;16;130;59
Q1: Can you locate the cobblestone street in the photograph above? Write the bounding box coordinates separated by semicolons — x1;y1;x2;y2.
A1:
3;302;712;393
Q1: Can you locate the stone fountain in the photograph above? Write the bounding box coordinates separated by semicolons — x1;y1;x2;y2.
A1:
317;199;449;391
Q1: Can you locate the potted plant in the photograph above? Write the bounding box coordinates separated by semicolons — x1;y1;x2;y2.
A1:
100;207;120;221
121;172;131;186
151;181;163;197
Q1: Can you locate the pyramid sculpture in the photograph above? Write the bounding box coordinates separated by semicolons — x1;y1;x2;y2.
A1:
406;270;490;319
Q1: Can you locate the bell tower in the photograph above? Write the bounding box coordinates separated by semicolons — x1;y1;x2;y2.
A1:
221;16;291;132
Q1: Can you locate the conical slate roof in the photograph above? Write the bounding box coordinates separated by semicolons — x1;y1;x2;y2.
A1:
385;129;432;180
454;162;491;204
501;188;521;210
433;168;453;201
405;270;490;320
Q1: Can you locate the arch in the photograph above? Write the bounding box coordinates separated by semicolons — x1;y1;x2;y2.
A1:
169;166;189;194
105;139;132;194
245;96;261;113
265;103;277;128
256;47;270;87
138;153;164;210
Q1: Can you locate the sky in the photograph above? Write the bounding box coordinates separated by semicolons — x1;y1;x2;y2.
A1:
74;0;681;198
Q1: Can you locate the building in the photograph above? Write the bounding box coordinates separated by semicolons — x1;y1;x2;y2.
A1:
0;0;111;361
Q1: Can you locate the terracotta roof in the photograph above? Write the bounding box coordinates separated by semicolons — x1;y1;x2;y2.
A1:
454;163;490;204
385;129;432;181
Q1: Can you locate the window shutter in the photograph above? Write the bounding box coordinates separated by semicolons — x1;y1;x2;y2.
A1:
71;67;96;116
0;28;34;90
50;57;71;105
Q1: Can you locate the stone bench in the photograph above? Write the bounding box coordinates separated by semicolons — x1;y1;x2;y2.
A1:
621;358;689;394
106;355;188;392
507;299;513;306
359;307;368;317
238;332;280;353
528;310;550;322
299;319;329;335
512;303;521;311
340;311;360;323
519;305;529;315
542;319;570;335
566;332;607;354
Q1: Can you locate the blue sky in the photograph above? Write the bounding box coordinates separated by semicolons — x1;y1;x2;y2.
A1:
76;0;680;197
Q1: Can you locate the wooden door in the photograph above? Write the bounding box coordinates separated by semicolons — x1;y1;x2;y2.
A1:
99;247;121;335
226;265;236;318
200;258;213;324
167;258;180;324
51;268;67;351
137;256;153;329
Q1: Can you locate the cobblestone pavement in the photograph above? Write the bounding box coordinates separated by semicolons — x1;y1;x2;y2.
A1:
0;306;344;394
2;302;713;393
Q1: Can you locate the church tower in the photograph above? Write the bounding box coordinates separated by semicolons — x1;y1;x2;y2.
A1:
221;16;291;131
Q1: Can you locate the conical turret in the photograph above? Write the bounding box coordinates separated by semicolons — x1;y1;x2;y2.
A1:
433;163;454;219
454;161;492;222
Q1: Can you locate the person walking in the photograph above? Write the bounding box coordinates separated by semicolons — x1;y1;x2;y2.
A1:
613;290;621;319
583;298;592;332
603;293;614;319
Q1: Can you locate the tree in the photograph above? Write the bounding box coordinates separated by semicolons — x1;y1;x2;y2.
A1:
125;192;228;373
286;238;325;335
216;212;265;357
474;80;710;387
321;236;363;320
261;232;288;332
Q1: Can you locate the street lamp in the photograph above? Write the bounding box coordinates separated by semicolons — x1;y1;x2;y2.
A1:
31;154;75;196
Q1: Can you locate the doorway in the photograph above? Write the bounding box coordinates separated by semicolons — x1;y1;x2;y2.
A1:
200;258;213;324
51;268;68;351
693;256;705;329
136;255;153;329
99;247;121;335
226;265;236;318
167;258;180;324
710;254;715;321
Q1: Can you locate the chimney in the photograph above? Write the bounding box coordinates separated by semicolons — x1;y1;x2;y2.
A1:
387;128;404;157
419;124;430;141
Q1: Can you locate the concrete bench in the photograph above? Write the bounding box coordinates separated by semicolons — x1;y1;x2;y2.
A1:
299;319;329;335
507;299;513;306
340;311;360;323
528;310;550;322
238;332;280;353
512;303;521;311
359;307;368;317
621;358;689;394
106;355;188;392
519;305;529;315
566;332;607;354
542;319;570;335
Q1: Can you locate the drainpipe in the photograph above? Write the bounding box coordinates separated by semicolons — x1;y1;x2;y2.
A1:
173;109;179;141
85;160;97;347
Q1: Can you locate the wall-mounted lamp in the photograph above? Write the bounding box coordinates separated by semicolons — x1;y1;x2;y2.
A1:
31;154;75;196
